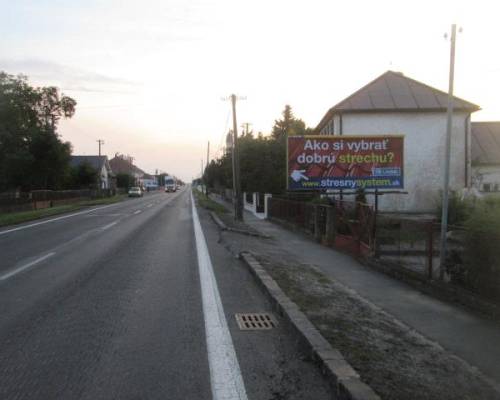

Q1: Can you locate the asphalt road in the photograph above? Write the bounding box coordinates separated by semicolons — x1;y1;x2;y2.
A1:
0;187;332;400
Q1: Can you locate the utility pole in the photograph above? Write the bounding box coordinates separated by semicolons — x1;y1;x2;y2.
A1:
97;139;104;157
439;24;458;280
231;94;243;221
241;122;252;136
206;141;210;195
201;158;204;192
206;141;210;168
97;139;104;190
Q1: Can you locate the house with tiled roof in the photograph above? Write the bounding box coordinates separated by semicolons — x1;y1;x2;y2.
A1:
316;71;480;212
109;154;146;184
70;155;114;189
471;122;500;193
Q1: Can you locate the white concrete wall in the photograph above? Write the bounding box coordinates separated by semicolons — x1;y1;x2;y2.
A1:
323;111;470;213
100;165;109;189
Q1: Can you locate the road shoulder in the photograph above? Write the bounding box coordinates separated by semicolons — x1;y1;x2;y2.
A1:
198;193;500;400
194;192;334;400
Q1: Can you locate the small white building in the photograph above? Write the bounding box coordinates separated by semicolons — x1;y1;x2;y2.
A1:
316;71;480;213
141;174;159;190
471;122;500;194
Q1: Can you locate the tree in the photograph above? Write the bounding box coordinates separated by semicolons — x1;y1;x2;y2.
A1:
271;105;311;140
205;105;313;195
116;173;135;189
0;72;76;191
68;162;99;189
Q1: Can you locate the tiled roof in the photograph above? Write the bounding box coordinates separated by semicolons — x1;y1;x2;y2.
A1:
471;122;500;165
109;156;146;177
317;71;480;131
70;156;110;172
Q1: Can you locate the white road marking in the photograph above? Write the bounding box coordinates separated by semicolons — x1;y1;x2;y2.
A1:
101;221;119;231
133;210;142;215
190;192;248;400
0;203;118;236
0;252;56;281
85;213;124;217
146;203;153;208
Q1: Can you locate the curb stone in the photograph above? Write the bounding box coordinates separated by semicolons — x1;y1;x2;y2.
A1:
209;210;228;230
208;211;271;239
240;251;381;400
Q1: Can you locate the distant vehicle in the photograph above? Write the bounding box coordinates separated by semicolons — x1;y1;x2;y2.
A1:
165;177;177;192
128;186;143;197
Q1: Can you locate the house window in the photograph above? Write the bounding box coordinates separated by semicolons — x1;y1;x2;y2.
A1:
483;183;491;192
494;184;499;192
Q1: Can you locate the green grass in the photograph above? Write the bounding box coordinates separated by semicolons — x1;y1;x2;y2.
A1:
80;194;127;206
192;189;228;214
0;194;128;228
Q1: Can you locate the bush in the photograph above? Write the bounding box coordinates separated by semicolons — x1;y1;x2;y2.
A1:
461;202;500;300
436;190;473;226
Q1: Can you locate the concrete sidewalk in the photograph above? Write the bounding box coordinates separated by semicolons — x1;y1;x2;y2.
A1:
213;196;500;389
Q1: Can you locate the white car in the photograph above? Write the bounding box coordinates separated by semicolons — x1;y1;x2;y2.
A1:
128;187;143;197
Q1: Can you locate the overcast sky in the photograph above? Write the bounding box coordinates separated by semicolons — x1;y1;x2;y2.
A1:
1;0;499;180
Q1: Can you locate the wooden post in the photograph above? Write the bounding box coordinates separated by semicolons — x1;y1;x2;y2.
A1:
427;221;434;280
326;205;336;246
314;205;322;242
373;189;379;257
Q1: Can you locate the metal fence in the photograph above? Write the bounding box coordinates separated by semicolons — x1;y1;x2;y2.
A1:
267;197;447;280
268;197;375;256
375;216;440;279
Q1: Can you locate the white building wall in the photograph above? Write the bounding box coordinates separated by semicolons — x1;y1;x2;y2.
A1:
330;111;469;212
100;165;109;189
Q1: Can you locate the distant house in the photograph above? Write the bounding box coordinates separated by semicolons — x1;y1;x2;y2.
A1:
109;154;146;185
70;155;115;189
471;122;500;194
316;71;480;213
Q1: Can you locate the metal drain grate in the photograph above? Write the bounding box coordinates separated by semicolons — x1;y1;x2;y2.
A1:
235;313;277;330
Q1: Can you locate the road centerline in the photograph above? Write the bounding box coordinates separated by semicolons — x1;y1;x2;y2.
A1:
190;191;248;400
101;221;119;231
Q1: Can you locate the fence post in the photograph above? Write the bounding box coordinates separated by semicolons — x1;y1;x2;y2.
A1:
326;206;336;246
314;205;322;242
372;189;379;256
427;221;434;280
264;194;272;219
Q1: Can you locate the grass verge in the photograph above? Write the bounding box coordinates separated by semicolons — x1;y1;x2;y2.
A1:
0;194;127;228
192;189;228;214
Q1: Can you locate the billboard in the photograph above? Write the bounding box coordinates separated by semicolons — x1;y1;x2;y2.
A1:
287;135;404;191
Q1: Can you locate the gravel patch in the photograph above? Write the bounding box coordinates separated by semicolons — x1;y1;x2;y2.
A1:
256;258;499;400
